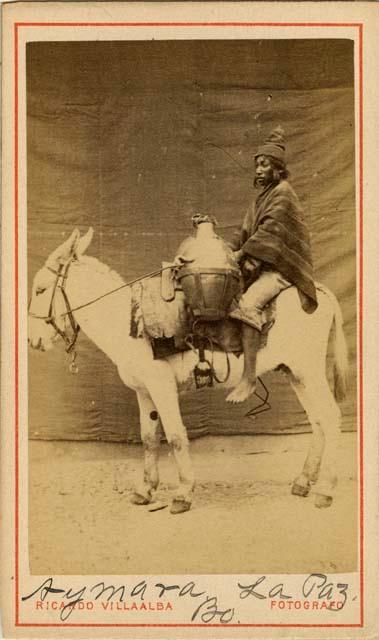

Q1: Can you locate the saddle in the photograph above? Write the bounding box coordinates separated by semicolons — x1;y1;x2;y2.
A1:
130;266;275;360
130;214;276;362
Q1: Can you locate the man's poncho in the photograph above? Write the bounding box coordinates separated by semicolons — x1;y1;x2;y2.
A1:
231;180;318;313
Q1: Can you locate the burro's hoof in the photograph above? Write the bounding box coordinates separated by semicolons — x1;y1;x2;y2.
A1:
314;493;333;509
131;490;152;505
291;481;311;498
170;497;192;514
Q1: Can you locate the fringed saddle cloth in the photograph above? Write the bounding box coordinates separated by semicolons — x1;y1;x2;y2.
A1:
130;267;276;360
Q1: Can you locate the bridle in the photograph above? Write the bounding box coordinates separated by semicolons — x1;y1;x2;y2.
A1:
28;258;176;373
29;259;80;371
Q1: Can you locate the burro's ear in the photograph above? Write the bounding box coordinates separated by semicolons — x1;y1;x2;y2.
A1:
76;227;94;256
49;228;81;263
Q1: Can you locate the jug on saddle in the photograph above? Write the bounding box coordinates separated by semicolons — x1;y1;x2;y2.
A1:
175;214;242;323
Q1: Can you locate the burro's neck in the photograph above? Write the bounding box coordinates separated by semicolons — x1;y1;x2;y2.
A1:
64;259;134;365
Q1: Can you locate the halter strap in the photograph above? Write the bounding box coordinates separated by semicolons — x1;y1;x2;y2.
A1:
45;265;62;276
29;259;80;353
47;261;80;353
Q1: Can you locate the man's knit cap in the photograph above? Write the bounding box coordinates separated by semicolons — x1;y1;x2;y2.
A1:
255;126;286;163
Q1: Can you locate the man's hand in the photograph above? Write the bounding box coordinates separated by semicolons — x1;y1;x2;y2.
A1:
243;256;261;271
241;256;262;281
233;249;244;263
173;254;195;266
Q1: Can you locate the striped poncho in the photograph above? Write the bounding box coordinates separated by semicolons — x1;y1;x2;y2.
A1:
231;180;318;313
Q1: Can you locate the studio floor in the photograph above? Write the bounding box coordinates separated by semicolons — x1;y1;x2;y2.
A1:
29;432;357;576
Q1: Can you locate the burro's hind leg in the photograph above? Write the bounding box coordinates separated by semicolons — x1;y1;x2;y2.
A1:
290;372;341;507
131;389;161;505
145;364;195;514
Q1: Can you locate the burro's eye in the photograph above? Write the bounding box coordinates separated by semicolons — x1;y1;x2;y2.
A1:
36;286;46;296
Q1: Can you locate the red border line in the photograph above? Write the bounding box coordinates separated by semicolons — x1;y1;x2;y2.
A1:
14;21;20;628
358;22;364;629
15;623;363;628
15;21;364;629
15;21;362;27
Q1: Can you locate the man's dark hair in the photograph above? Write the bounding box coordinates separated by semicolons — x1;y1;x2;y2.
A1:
269;156;290;181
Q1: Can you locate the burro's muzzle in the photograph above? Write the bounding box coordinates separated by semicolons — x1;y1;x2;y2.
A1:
28;314;57;351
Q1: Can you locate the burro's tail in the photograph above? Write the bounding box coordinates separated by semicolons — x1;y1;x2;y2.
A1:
316;283;349;402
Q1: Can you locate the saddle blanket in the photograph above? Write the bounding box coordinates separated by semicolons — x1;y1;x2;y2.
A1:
130;273;275;359
130;275;189;348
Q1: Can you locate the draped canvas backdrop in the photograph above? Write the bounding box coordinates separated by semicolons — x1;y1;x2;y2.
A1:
27;39;356;441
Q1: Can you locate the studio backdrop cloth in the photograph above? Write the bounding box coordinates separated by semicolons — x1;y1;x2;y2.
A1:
27;40;356;441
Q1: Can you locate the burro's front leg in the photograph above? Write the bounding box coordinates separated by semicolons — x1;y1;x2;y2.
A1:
145;365;195;514
131;390;161;506
168;432;195;514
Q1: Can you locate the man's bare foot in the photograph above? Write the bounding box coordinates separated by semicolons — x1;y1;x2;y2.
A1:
226;378;256;404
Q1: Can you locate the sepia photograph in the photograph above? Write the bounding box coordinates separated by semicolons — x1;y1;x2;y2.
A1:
4;2;379;636
27;36;357;576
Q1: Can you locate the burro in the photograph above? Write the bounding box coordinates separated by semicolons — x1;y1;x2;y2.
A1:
28;226;348;513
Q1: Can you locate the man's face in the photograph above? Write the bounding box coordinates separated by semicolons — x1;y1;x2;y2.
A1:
254;155;274;188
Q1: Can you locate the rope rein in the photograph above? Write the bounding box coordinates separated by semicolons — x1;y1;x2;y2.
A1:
60;264;175;317
30;257;271;416
28;261;177;373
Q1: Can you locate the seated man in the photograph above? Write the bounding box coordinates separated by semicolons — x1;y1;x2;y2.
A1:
227;127;318;403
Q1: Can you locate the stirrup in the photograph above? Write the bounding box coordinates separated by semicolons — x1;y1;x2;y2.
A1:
245;377;271;419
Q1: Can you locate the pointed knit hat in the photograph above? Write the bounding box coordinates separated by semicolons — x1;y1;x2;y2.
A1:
255;126;286;162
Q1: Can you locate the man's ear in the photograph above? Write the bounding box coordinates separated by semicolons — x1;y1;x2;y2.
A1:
49;229;81;263
75;227;94;257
